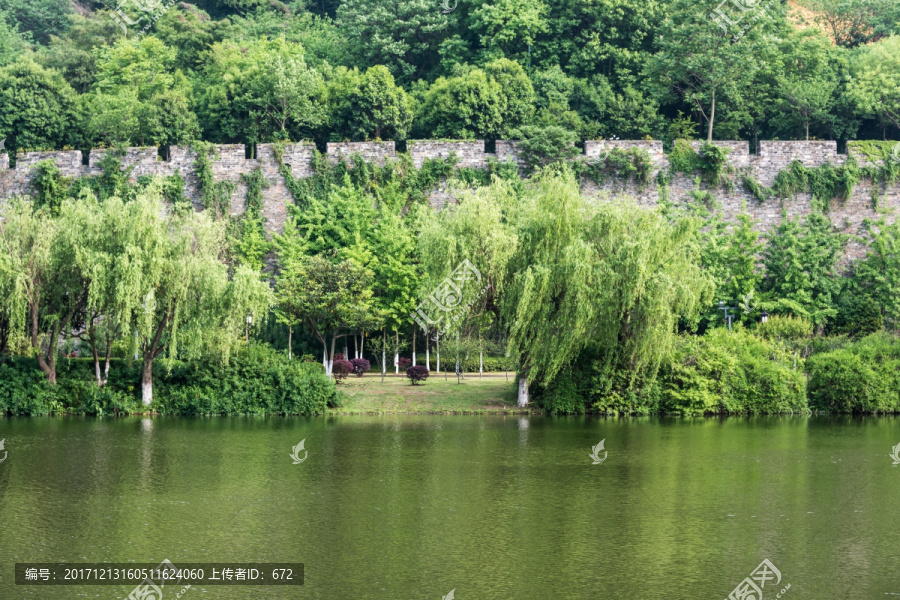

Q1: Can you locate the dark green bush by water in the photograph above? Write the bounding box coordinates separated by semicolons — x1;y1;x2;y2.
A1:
807;333;900;413
0;344;339;416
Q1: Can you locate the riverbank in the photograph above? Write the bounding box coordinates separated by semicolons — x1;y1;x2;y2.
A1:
334;375;521;414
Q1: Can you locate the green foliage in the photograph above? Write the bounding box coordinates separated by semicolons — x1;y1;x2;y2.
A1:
0;360;60;415
195;37;324;143
193;141;236;219
575;147;653;188
235;167;272;271
829;292;884;337
846;36;900;131
503;168;712;396
756;314;814;342
0;346;339;416
847;218;900;329
667;140;733;186
2;0;72;45
771;159;860;212
761;213;846;328
0;59;80;155
510;125;579;172
83;36;200;147
326;65;413;141
32;160;71;213
336;0;448;83
742;174;770;202
660;327;807;415
415;60;534;139
807;333;900;413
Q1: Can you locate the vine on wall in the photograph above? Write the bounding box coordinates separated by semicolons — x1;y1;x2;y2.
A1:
193;141;235;219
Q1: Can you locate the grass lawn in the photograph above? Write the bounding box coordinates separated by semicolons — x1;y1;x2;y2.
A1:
332;373;524;414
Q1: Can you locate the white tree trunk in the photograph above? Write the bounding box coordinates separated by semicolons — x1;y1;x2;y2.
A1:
479;350;483;379
394;331;399;374
412;328;416;367
517;377;529;408
323;347;328;372
142;381;153;406
425;332;430;371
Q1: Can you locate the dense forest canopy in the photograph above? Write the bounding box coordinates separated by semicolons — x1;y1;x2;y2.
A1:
0;0;899;155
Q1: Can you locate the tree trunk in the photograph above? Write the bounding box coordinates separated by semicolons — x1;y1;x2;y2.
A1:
141;312;169;406
323;346;328;372
425;330;430;371
436;333;440;373
707;89;716;142
360;333;365;360
412;328;416;367
142;356;154;406
479;348;483;380
394;330;399;374
517;377;529;408
103;343;111;386
381;329;386;382
354;333;358;359
90;320;103;386
288;325;292;360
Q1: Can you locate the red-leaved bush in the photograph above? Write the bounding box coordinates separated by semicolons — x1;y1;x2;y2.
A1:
406;365;430;385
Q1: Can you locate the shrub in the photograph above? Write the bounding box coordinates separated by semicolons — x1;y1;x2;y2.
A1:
331;359;354;383
351;358;371;377
659;328;807;415
510;125;580;172
1;344;340;416
406;365;430;385
829;293;884;337
807;333;900;413
398;357;412;369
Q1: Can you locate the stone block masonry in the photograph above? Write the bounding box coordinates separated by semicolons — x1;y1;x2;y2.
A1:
1;139;898;261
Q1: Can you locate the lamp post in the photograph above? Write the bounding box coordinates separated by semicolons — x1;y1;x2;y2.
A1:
760;309;769;324
245;312;253;341
718;300;737;331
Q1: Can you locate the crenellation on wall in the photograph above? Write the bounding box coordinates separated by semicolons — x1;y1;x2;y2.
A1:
495;140;526;171
409;140;485;169
584;139;664;161
327;141;396;166
16;150;84;175
690;140;752;169
277;142;316;180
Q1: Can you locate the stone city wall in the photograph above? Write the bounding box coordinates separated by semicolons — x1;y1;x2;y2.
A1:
2;140;898;259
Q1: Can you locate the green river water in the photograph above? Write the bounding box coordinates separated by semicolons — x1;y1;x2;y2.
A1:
0;415;898;599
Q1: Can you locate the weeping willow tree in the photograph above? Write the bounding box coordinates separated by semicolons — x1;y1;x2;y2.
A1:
0;199;70;383
125;188;273;404
417;178;518;374
502;167;712;406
